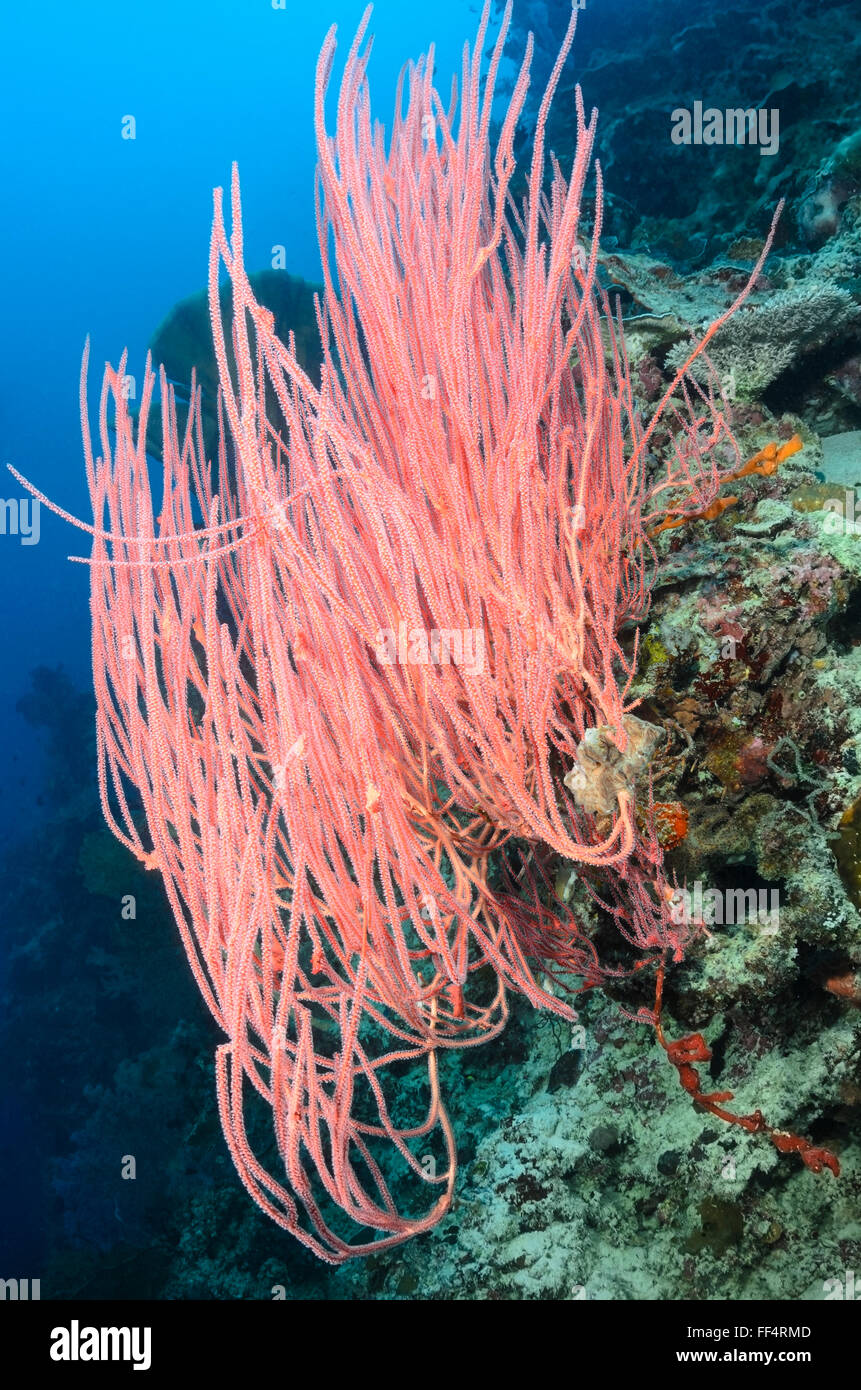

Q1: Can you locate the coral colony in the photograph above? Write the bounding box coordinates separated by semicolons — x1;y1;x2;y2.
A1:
13;2;838;1262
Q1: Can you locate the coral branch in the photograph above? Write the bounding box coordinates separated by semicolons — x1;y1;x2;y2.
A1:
652;965;840;1177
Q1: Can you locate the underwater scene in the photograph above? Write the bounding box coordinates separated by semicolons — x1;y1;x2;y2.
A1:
2;0;861;1320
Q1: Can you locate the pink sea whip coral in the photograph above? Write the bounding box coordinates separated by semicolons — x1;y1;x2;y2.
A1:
12;2;815;1261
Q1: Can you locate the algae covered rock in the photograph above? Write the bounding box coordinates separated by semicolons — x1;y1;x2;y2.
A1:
143;268;324;464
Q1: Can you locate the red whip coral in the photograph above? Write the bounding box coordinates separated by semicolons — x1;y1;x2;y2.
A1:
12;2;808;1260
